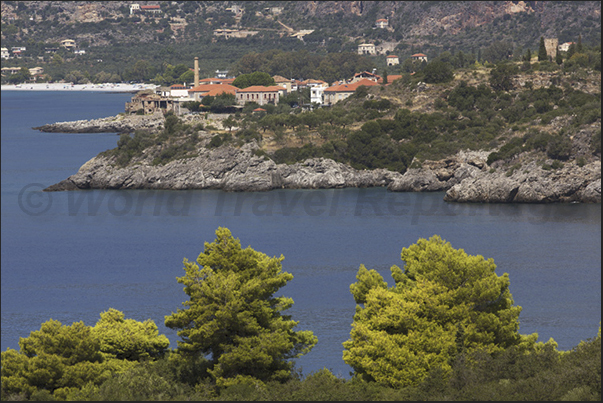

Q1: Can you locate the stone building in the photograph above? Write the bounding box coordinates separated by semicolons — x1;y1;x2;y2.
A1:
386;55;399;66
235;86;282;106
126;92;176;115
358;43;376;55
544;38;558;60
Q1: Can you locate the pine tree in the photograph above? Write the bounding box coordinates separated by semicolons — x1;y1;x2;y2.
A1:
538;37;548;61
165;227;317;386
343;235;541;388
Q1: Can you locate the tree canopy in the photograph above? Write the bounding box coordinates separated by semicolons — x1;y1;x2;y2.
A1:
0;310;167;400
164;227;317;387
342;235;538;388
232;71;275;89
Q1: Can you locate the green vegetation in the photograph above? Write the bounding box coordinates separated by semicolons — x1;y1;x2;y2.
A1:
232;71;275;88
1;1;600;86
1;309;168;400
2;230;600;401
343;235;537;388
164;227;317;387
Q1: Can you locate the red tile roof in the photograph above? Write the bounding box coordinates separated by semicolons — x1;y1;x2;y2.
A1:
386;55;399;58
325;78;379;93
411;53;427;57
188;83;238;96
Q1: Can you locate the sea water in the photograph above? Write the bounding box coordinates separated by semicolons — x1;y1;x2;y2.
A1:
1;91;600;378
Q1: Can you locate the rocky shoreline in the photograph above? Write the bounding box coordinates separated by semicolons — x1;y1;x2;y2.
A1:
37;115;601;203
33;112;165;133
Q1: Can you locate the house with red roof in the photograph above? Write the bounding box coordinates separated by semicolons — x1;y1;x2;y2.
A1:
188;83;238;102
350;71;381;83
375;18;388;29
272;75;292;93
323;79;379;106
235;85;283;106
139;5;161;13
386;55;399;66
411;53;428;62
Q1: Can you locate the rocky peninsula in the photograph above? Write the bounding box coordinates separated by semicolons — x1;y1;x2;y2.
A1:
38;114;600;203
33;112;165;134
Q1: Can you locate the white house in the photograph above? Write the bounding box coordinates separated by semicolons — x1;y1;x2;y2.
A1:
386;55;399;66
411;53;428;62
1;47;10;59
375;18;388;29
358;43;376;55
558;42;575;52
310;82;329;105
60;39;76;50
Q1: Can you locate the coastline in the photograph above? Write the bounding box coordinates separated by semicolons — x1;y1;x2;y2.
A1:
1;82;157;92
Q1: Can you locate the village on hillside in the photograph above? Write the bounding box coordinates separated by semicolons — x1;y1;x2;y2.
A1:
124;54;405;116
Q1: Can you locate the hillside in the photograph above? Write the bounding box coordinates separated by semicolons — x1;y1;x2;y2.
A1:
1;1;600;82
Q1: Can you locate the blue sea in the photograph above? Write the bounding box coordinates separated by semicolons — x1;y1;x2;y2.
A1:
1;90;601;378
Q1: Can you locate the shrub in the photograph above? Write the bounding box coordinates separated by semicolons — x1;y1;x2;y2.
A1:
546;135;572;160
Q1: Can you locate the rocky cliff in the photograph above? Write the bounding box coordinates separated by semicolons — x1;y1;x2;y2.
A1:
44;141;401;192
43;135;600;204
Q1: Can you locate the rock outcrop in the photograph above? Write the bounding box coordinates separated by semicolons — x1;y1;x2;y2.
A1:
33;112;165;133
387;150;489;192
444;160;601;203
44;143;601;204
44;142;403;192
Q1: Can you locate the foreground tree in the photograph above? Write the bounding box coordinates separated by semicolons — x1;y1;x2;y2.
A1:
343;235;539;389
1;310;166;400
92;308;170;361
164;227;317;387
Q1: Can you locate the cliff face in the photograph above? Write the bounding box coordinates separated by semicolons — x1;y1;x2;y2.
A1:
44;142;401;192
42;132;600;204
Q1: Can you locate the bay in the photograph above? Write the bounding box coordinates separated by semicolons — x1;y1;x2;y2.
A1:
1;91;600;379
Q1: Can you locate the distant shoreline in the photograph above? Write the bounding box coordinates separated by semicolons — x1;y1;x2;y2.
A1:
1;83;157;92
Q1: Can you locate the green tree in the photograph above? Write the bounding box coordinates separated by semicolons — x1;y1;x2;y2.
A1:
178;70;195;85
92;308;170;361
489;62;518;91
7;67;31;84
422;60;454;84
232;71;275;89
164;227;317;387
576;34;583;53
343;235;536;389
222;115;237;132
538;37;548;61
0;312;164;400
555;50;564;65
